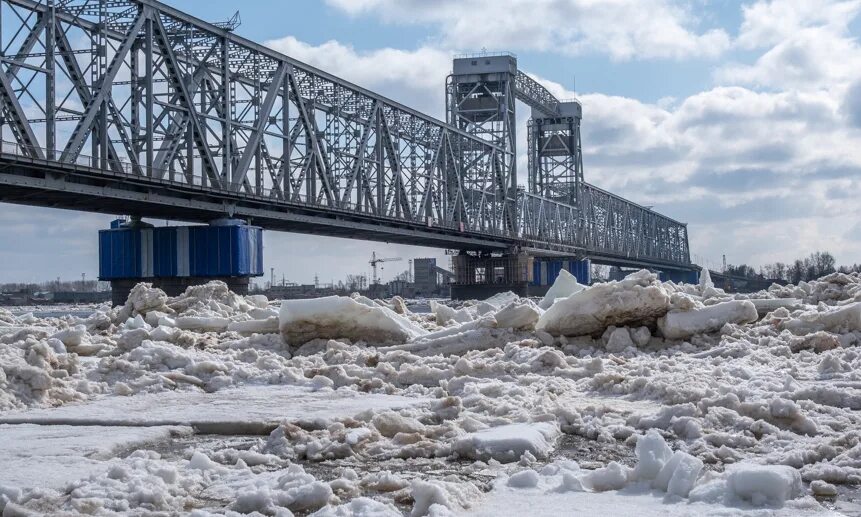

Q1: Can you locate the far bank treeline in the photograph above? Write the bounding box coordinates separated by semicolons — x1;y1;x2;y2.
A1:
726;251;861;284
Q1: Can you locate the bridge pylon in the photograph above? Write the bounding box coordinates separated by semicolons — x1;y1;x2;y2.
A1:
446;54;518;234
527;101;584;208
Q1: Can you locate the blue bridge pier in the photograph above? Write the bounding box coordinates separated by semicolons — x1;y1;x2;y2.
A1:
449;251;700;300
99;217;264;306
449;253;591;299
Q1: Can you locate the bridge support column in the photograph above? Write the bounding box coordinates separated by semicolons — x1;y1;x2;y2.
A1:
529;258;591;296
658;269;700;284
450;252;534;300
99;218;264;306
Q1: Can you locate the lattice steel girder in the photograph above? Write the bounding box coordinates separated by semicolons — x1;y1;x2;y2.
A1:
514;70;558;117
447;54;518;234
515;185;691;266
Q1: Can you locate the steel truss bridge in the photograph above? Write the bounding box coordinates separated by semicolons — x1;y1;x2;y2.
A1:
0;0;692;271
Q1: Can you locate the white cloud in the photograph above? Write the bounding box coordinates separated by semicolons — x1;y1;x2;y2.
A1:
325;0;731;61
717;26;861;90
736;0;861;49
719;0;861;90
515;69;861;266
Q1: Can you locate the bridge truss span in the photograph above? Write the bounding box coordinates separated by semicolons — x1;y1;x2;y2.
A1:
514;70;559;117
517;185;690;267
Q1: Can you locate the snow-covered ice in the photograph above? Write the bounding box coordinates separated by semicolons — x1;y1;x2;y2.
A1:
0;424;191;490
658;299;758;339
538;268;584;310
0;384;428;434
536;270;671;336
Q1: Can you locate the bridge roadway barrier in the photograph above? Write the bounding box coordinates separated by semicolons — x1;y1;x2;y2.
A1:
99;218;263;305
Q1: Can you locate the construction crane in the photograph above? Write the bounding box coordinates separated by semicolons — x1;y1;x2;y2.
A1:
370;252;403;285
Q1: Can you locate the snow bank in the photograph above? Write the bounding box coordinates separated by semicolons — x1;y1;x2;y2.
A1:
537;270;670;336
658;300;758;340
279;296;428;344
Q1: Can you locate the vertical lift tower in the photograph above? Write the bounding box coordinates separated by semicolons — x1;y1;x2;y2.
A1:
446;54;588;298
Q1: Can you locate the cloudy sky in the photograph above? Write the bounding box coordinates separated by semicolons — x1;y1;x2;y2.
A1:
3;0;861;284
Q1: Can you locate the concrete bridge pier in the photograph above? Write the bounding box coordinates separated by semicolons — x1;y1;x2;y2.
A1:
449;252;532;300
449;251;592;300
99;217;264;306
529;257;592;296
659;269;700;284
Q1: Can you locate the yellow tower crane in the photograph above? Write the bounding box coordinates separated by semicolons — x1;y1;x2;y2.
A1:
369;252;403;285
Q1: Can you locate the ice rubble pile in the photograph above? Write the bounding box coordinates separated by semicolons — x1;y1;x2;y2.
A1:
116;281;280;334
0;309;92;411
0;447;409;516
0;337;85;412
0;282;291;410
6;269;861;515
275;268;768;350
769;271;861;305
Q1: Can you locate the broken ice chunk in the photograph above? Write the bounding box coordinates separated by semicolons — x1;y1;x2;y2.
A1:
658;300;757;340
726;464;803;506
538;269;585;310
453;422;560;463
279;296;428;345
536;270;671;336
